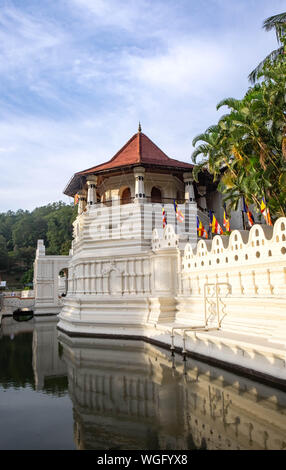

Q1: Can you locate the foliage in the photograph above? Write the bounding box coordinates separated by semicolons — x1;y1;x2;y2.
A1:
21;267;34;285
192;20;286;220
45;204;76;255
0;332;35;389
0;201;77;287
249;12;286;83
0;234;9;270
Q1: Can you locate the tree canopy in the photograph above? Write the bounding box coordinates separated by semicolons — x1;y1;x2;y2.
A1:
0;202;77;287
192;13;286;220
249;12;286;83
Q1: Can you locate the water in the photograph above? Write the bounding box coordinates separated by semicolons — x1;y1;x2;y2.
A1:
0;315;285;450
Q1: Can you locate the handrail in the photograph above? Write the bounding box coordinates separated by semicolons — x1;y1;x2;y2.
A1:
90;197;190;207
145;196;186;204
170;282;231;355
204;282;231;329
170;325;208;354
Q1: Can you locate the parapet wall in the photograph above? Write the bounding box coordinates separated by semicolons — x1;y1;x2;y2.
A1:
172;218;286;343
58;217;286;382
34;240;71;315
182;218;285;275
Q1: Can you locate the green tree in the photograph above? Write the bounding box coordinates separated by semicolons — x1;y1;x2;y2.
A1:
46;204;77;255
0;201;76;287
12;214;48;249
249;12;286;83
192;55;286;219
0;234;9;271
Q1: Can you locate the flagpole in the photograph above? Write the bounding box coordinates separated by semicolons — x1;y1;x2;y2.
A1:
241;197;247;230
208;210;213;240
241;210;246;230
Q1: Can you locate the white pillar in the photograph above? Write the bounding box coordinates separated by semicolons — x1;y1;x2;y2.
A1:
183;172;196;204
134;166;146;203
78;190;87;215
36;240;45;257
197;185;207;211
110;188;120;206
86;176;97;206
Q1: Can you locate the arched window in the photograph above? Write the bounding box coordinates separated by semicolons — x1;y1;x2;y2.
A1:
121;187;131;205
151;187;162;203
58;268;68;296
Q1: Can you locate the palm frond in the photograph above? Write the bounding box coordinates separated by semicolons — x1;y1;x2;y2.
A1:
192;133;207;147
191;146;209;163
192;163;207;182
216;98;240;111
263;12;286;42
205;124;219;134
248;46;284;84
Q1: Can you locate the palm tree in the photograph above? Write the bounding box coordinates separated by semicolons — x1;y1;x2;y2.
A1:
191;125;231;180
249;12;286;83
192;13;286;219
192;76;286;217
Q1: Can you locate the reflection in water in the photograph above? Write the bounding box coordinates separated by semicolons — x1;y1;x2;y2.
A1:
0;329;34;389
0;316;67;393
0;317;74;450
58;333;286;451
0;316;286;450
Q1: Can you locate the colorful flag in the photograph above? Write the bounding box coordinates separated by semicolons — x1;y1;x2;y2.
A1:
173;200;184;223
223;205;230;232
209;211;224;235
74;193;79;205
242;198;255;227
197;216;208;238
162;206;167;228
260;198;272;226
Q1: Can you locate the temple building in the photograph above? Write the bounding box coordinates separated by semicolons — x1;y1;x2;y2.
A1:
63;124;242;243
34;125;286;385
57;126;241;334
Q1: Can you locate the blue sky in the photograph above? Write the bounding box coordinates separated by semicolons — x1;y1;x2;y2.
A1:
0;0;284;211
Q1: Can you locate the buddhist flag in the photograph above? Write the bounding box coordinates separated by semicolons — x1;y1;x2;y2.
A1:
223;205;230;232
173;200;184;223
260;198;272;226
209;211;224;235
162;206;167;228
242;198;255;227
197;217;208;238
74;193;79;205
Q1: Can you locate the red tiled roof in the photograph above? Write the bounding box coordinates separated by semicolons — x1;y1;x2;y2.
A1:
64;130;193;196
78;131;193;175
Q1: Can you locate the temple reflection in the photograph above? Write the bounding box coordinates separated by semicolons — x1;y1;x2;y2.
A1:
58;333;286;450
0;316;67;393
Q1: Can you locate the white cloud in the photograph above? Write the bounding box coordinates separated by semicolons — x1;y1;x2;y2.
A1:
0;113;142;211
70;0;140;31
123;41;229;95
69;0;174;36
0;7;66;74
0;0;284;212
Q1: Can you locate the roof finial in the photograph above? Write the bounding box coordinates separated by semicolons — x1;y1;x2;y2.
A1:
138;121;142;133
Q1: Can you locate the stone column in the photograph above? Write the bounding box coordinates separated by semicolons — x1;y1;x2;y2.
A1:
183;173;197;244
110;188;120;206
183;172;196;204
197;185;207;211
86;175;97;206
78;190;87;215
134;166;146;203
36;239;46;257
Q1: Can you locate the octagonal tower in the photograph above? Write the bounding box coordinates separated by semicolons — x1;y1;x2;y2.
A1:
58;126;236;336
